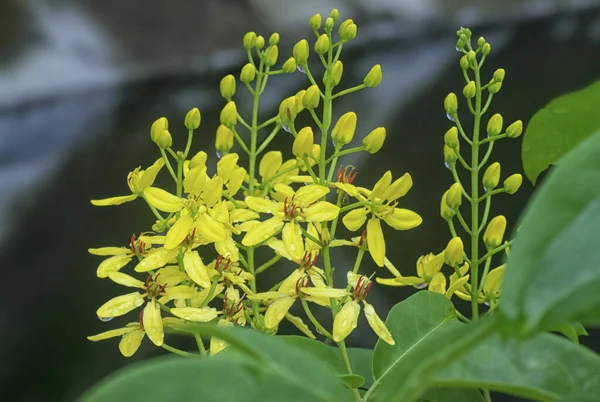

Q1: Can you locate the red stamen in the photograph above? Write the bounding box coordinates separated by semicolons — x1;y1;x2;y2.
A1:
130;234;136;254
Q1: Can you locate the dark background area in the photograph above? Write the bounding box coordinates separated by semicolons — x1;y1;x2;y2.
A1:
1;1;600;401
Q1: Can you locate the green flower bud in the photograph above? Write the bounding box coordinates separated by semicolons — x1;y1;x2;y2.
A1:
269;33;280;46
364;64;382;87
489;82;503;94
460;55;470;70
293;39;309;65
456;39;465;52
278;96;297;125
255;35;265;50
325;17;334;32
463;81;476;99
444;93;458;115
309;14;322;31
493;69;505;82
477;37;486;48
339;19;357;41
444;145;457;164
292;127;314;157
329;9;339;21
444;127;459;149
487;113;503;137
483;216;507;249
156;130;172;149
363;127;386;154
332;60;343;86
506;120;523;138
220;75;236;100
282;57;297;73
240;63;256;83
467;50;477;65
215;125;234;154
446;183;463;210
504;174;523;194
331;112;357;146
265;45;279;67
150;117;168;142
444;237;464;266
440;190;456;220
243;32;257;50
302;85;321;109
189;151;207;169
482;43;491;55
184;108;201;130
315;34;330;55
482;162;501;190
220;101;237;127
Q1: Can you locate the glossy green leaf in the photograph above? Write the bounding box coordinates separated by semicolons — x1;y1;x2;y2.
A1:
522;80;600;184
419;388;485;402
434;332;600;401
338;374;365;389
502;130;600;333
368;292;496;401
553;322;588;344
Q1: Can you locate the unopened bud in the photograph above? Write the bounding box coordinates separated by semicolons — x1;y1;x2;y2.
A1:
325;17;334;32
302;85;321;109
460;56;470;70
331;112;357;146
506;120;523;138
315;34;330;55
446;183;463;210
278;97;297;125
220;75;236;100
482;43;491;55
477;37;486;48
265;45;278;67
487;113;503;137
255;35;265;50
269;33;280;46
444;145;457;164
220;102;237;127
329;9;339;21
243;32;257;50
463;81;476;99
444;127;459;149
483;216;507;249
467;50;477;65
444;93;458;115
294;90;306;114
504;174;523;194
489;82;503;94
293;127;314;157
332;60;343;86
440;190;455;220
493;69;505;82
184;108;201;130
282;57;297;73
293;39;309;65
216;125;234;153
155;130;172;149
482;162;501;190
189;151;207;169
444;237;464;266
150;117;168;142
240;63;256;83
339;19;357;41
363;127;386;154
309;14;322;31
364;64;382;87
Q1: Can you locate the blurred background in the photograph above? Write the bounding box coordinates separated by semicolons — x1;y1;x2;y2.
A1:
1;0;600;401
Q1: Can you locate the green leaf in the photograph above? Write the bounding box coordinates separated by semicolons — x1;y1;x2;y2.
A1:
522;80;600;184
338;374;365;389
434;332;600;402
553;322;588;344
501;130;600;333
368;292;496;401
419;388;485;402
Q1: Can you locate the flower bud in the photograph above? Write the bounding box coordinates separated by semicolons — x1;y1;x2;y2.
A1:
240;63;256;83
493;69;505;82
339;19;357;41
332;60;343;86
482;43;491;55
220;75;236;100
446;183;463;210
440;190;455;220
302;85;321;109
282;57;297;73
215;125;234;154
315;34;330;55
325;17;334;32
150;117;168;142
489;82;503;94
184;108;201;130
329;9;339;21
243;32;257;50
331;112;357;146
255;35;265;50
309;13;322;31
487;113;503;137
293;127;314;157
269;33;280;46
477;37;486;48
363;127;386;154
444;93;458;115
460;55;470;70
463;81;476;99
467;50;477;65
483;216;507;249
189;151;207;169
444;127;459;149
220;102;237;127
265;45;278;67
444;237;464;266
364;64;382;87
293;39;309;65
504;174;523;194
506;120;523;138
482;162;501;190
156;130;172;149
444;145;457;164
278;97;297;125
294;90;306;114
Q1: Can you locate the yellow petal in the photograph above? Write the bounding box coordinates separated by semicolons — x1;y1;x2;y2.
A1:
383;208;423;230
279;269;305;293
184;165;207;196
383;257;402;277
302;201;340;222
165;215;194;249
294;184;330;207
143;299;164;346
333;301;360;342
445;275;470;299
118;328;145;357
484;265;505;296
202;176;223;207
230;209;260;223
171;307;219;322
286;313;316;339
428;272;447;295
342;208;368;231
215;237;239;262
143;187;185;213
88;247;129;256
421;252;445;279
97;255;133;278
91;194;138;206
139;235;166;245
138;158;166;190
155;266;188;286
217;153;239;183
282;221;304;260
244;196;280;214
333;183;359;197
370;171;392;200
367;218;386;267
260;151;283;179
96;292;145;320
195;212;228;242
363;301;395;345
300;287;349;298
190;284;224;307
376;276;423;287
183;250;211;288
226;167;246;195
266;238;293;260
210;319;233;355
134;248;178;272
247;291;290;301
87;326;136;341
381;173;412;202
265;296;296;328
107;272;146;289
161;285;196;302
242;216;284;246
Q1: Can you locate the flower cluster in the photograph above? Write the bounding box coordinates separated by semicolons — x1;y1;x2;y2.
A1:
88;9;422;357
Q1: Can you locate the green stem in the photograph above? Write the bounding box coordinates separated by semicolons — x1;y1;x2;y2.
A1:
455;209;472;235
339;201;369;214
453;115;473;145
160;149;178;182
161;343;193;356
450;165;473;201
255;255;282;275
302;156;320;183
325;146;364;165
455;309;471;322
257;115;279;130
300;298;333;339
345;248;365;292
338;341;363;401
299;225;321;246
256;125;281;154
302;63;319;88
477;240;513;265
183;129;194;159
332;84;366;100
477;254;493;294
194;333;207;356
236;113;252;131
329;191;345;239
231;127;251;155
478;141;495;169
142;195;165;222
479;195;492;233
326;144;343;181
478;188;505;202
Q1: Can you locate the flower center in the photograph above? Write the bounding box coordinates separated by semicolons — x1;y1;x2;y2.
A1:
352;276;373;301
145;273;167;298
130;234;147;256
336;165;357;184
283;196;298;220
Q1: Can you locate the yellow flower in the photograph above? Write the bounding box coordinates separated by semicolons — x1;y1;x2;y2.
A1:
376;252;446;294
